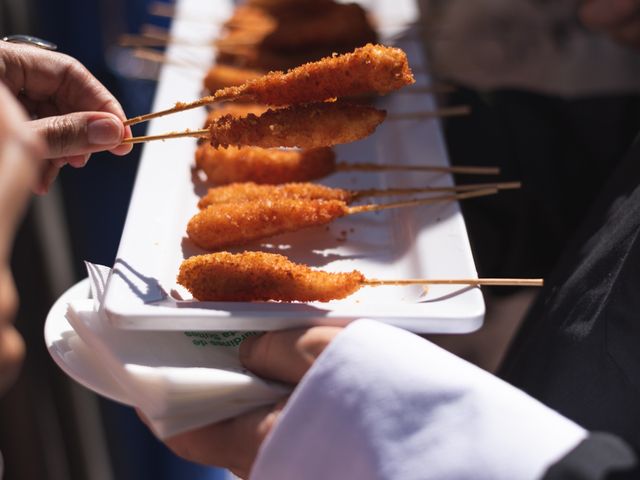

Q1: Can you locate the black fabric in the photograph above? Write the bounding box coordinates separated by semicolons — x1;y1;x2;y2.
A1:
499;133;640;452
542;433;638;480
444;90;640;284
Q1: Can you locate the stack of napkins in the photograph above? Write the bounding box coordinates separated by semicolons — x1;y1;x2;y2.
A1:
53;263;288;439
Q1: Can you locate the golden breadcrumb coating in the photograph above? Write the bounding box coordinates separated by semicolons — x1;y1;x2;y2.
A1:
187;198;348;250
215;44;414;106
177;251;364;302
195;144;336;185
204;103;268;127
204;65;264;94
198;182;351;209
208;102;386;149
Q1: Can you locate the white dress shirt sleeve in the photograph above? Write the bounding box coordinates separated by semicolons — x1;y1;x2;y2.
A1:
251;319;587;480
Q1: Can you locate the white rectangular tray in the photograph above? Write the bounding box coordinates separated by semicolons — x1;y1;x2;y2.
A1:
102;0;485;332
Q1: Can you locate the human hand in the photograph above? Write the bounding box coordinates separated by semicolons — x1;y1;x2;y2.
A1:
0;42;133;194
0;82;46;394
151;327;342;479
579;0;640;50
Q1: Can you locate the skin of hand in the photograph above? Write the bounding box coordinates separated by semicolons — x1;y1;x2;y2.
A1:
142;326;342;479
579;0;640;49
0;42;133;194
0;82;46;395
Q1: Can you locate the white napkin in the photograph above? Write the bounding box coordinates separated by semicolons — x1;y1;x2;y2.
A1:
63;263;288;439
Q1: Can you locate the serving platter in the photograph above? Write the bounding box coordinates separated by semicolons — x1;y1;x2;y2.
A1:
102;0;485;332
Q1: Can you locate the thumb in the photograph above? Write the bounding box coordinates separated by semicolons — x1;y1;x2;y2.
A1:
28;112;126;161
239;327;342;384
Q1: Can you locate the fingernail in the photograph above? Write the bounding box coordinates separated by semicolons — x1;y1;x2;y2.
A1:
87;117;122;145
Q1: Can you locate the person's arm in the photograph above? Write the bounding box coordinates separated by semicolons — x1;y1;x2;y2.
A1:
0;42;133;194
580;0;640;50
0;82;45;394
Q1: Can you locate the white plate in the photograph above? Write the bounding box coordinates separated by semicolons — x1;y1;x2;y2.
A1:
102;0;485;332
44;279;133;405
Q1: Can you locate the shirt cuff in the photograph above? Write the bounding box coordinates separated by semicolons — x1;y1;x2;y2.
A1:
252;319;587;480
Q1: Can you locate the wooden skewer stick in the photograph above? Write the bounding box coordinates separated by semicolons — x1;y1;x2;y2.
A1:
124;104;471;130
123;92;240;126
125;100;217;127
147;5;262;28
140;24;172;38
363;278;544;287
122;128;209;144
119;32;214;49
337;162;500;176
387;105;471;121
131;47;167;64
352;181;520;200
123;104;474;140
119;34;171;48
131;48;202;70
347;188;498;215
148;2;176;18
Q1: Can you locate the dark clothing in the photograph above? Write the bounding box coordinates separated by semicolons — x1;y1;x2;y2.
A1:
544;433;637;480
500;133;640;453
445;90;640;282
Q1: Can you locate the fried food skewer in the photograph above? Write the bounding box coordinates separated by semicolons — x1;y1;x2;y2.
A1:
124;103;387;148
124;44;415;126
217;3;377;52
122;103;474;146
187;188;497;250
195;144;499;185
197;181;522;209
178;251;543;302
210;102;386;149
197;146;337;184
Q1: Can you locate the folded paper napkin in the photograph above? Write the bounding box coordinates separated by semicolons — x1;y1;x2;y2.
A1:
61;263;288;439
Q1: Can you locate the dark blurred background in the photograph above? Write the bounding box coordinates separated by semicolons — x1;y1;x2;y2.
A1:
0;1;226;478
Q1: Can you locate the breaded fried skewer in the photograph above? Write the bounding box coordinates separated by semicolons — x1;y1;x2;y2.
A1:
187;189;497;250
197;181;522;209
195;144;500;185
123;103;472;146
197;146;337;184
124;44;414;126
209;102;386;149
177;251;544;302
216;3;377;52
124;102;387;148
205;103;269;124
